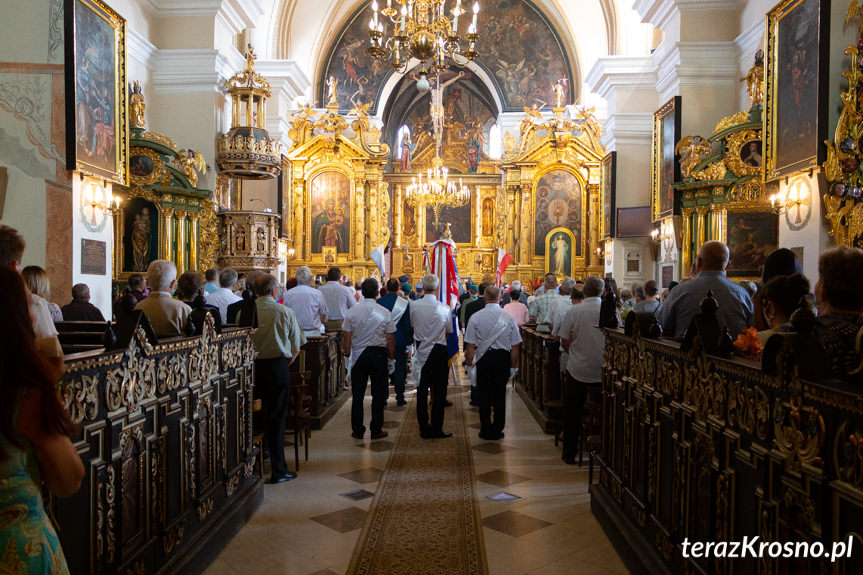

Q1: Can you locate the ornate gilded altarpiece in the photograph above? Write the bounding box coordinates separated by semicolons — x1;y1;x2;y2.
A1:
499;106;605;283
672;109;777;280
284;103;390;280
113;121;217;281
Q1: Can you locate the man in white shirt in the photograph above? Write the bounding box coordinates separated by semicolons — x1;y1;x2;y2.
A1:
558;276;606;465
206;268;242;324
342;278;396;440
318;266;356;331
409;274;453;439
551;285;584;383
283;266;328;338
529;273;560;325
464;286;521;440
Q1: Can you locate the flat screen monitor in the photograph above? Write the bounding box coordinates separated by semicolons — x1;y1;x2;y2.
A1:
615;206;652;238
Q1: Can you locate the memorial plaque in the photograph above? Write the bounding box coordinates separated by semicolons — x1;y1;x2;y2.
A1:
81;239;107;275
662;264;674;288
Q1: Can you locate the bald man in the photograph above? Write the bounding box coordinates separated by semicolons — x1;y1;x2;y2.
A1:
658;241;753;338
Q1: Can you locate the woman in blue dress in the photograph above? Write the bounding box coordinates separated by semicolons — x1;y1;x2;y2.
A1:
0;268;84;574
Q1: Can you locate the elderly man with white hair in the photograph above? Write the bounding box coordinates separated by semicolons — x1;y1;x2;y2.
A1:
135;260;191;336
500;279;529;306
283;266;328;338
409;273;454;439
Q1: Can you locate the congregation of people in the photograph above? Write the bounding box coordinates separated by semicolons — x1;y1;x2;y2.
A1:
2;218;863;572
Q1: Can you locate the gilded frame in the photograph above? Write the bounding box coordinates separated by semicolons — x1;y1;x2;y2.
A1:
64;0;129;186
720;204;779;280
544;227;576;279
724;129;763;178
764;0;830;182
128;147;163;187
651;96;681;222
531;164;587;260
278;158;293;240
600;152;617;240
305;166;354;257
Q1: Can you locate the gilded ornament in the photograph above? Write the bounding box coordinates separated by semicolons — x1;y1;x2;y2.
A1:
675;135;712;180
742;49;764;109
129;80;146;130
713;111;749;134
141;131;178;151
173;149;206;187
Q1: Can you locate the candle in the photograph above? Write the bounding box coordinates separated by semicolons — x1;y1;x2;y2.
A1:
472;1;478;29
372;1;378;26
400;5;407;31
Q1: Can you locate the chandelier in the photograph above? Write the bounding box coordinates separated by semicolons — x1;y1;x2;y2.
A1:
406;155;469;235
367;0;480;89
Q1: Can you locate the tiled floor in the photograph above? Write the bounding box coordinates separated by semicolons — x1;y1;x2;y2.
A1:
204;368;627;575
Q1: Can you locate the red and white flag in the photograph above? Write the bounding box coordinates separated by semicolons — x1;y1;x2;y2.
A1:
495;248;512;287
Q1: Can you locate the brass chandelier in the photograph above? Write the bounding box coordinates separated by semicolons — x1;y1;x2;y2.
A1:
406;154;470;234
367;0;480;90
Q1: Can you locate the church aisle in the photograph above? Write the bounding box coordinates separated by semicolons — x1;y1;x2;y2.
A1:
204;373;626;575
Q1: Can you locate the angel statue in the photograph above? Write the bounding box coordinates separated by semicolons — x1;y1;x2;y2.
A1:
129;80;146;130
349;91;372;130
245;43;257;70
175;149;207;187
326;76;339;107
520;101;545;140
674;135;711;180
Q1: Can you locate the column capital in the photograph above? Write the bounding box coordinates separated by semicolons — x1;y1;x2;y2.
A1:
655;41;739;100
634;0;744;30
153;48;244;94
601;113;653;149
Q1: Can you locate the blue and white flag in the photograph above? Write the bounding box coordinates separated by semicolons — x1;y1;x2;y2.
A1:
369;243;387;278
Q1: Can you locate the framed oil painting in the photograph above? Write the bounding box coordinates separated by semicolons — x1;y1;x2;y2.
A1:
309;170;351;254
545;227;575;279
651;96;681;222
64;0;128;186
724;210;779;279
534;169;582;257
599;152;616;240
424;203;472;244
764;0;830;181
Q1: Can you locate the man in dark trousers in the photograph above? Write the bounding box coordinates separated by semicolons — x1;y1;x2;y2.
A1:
462;281;490;406
464;286;521;440
247;274;305;483
378;278;412;406
343;278;396;439
409;274;453;438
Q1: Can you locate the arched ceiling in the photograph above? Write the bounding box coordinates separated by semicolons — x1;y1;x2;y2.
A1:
269;0;620;110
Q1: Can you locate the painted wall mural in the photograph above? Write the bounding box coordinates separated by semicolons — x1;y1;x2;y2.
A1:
321;0;573;112
534;169;581;257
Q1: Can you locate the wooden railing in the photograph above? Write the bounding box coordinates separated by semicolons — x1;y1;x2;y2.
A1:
294;332;346;429
593;328;863;574
53;320;262;575
515;326;562;432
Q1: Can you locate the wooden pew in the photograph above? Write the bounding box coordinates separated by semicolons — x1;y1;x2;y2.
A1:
514;326;562;433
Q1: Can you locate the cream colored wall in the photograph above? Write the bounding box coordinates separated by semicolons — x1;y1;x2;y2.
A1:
0;165;48;268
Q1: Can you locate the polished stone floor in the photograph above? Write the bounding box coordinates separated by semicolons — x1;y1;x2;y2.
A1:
204;370;627;575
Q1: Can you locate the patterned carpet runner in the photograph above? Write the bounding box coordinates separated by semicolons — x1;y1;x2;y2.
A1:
346;385;488;575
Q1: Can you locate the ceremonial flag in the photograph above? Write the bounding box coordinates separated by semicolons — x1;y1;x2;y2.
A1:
369;243;387;278
429;238;461;364
496;248;512;287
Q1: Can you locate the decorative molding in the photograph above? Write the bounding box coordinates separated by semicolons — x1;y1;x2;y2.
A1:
127;27;158;71
655;41;739;99
255;59;312;103
634;0;744;30
216;0;265;36
153;49;242;94
586;56;658;101
601;113;653;149
735;18;765;69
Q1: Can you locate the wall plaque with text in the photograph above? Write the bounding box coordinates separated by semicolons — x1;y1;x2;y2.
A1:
81;239;107;275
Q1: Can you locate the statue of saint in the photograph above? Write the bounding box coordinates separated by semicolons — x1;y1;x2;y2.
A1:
132;207;151;271
400;132;415;172
246;44;257;70
129;80;146;130
482;199;494;236
550;233;569;276
743;49;764;109
466;137;480;173
552;81;567;108
256;227;266;252
235;226;246;251
326;76;339;107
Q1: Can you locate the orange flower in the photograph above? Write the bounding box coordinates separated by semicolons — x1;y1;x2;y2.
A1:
732;326;763;357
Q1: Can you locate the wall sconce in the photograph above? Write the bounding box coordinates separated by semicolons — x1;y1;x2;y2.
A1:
82;179;121;227
770;178;811;226
651;221;676;260
288;248;295;259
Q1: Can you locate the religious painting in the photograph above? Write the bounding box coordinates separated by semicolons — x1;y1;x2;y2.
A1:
481;198;495;237
425;203;472;244
724;211;779;278
323;246;337;265
128;148;162;187
533;169;581;257
545;228;574;278
123;197;158;273
651;96;681;222
65;0;128;185
764;0;829;181
600;152;616;240
322;0;573;112
310;171;351;253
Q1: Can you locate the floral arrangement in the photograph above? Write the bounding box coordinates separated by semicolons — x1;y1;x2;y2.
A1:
527;277;543;294
732;327;763;359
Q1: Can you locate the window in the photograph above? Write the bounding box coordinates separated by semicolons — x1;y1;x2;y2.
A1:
489;123;502;159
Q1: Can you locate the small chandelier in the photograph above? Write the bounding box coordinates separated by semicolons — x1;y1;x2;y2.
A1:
406;156;470;235
368;0;480;90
